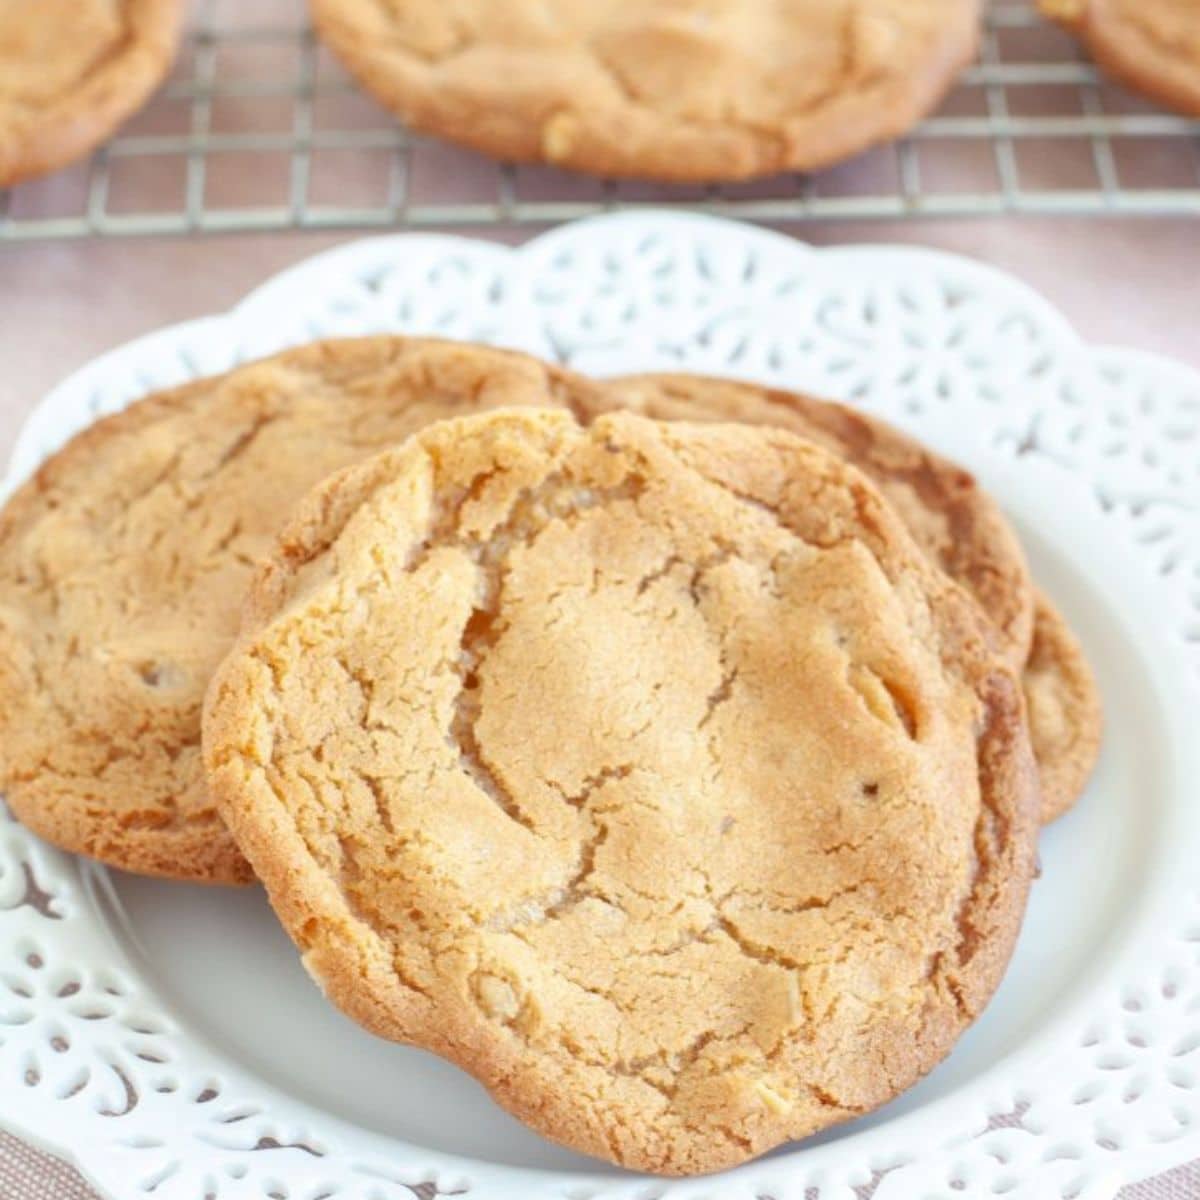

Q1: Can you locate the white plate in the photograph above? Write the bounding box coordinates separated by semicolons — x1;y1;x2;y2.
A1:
0;213;1197;1200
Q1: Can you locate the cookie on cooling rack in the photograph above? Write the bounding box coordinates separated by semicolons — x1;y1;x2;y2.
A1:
1041;0;1200;116
586;374;1104;823
0;0;186;187
204;407;1040;1174
310;0;982;182
0;338;598;884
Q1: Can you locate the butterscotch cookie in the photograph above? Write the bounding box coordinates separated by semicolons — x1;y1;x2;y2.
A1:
1041;0;1200;116
0;338;595;884
591;373;1104;822
310;0;981;182
0;0;185;187
1023;595;1103;822
204;408;1040;1174
593;374;1036;662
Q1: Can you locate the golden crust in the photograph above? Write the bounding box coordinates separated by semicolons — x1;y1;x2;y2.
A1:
309;0;981;182
0;0;185;187
0;337;600;884
1022;593;1103;822
204;408;1040;1174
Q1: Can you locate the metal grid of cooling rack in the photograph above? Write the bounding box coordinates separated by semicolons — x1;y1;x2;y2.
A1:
2;0;1199;242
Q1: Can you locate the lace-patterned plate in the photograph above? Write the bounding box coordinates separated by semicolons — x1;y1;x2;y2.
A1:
1;213;1197;1200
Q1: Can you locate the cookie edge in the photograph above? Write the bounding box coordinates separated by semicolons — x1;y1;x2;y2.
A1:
1024;590;1104;822
0;0;187;187
1039;0;1200;117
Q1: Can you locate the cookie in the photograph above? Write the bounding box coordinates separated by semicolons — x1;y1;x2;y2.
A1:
0;0;185;187
1041;0;1200;117
1023;595;1103;822
310;0;981;182
592;374;1036;662
590;373;1104;822
0;338;596;884
204;408;1040;1174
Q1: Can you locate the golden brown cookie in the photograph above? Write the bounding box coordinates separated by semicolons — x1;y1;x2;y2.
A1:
591;373;1104;823
204;408;1040;1174
310;0;982;182
1041;0;1200;116
0;0;185;187
1022;594;1103;822
0;338;597;884
593;374;1036;662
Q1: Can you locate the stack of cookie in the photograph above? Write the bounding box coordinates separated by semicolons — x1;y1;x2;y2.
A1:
0;338;1100;1176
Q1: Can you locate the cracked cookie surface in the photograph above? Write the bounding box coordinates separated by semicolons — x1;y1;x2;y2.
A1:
310;0;981;181
204;408;1040;1174
0;338;596;884
591;374;1037;663
0;0;185;186
1041;0;1200;116
588;373;1103;823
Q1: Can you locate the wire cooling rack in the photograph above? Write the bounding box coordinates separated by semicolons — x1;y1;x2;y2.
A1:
2;0;1199;242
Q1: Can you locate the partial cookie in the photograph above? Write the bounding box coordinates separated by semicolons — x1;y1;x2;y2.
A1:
590;375;1036;666
310;0;981;182
0;0;185;187
204;408;1040;1174
1041;0;1200;116
0;338;596;884
591;373;1104;823
1023;595;1103;822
